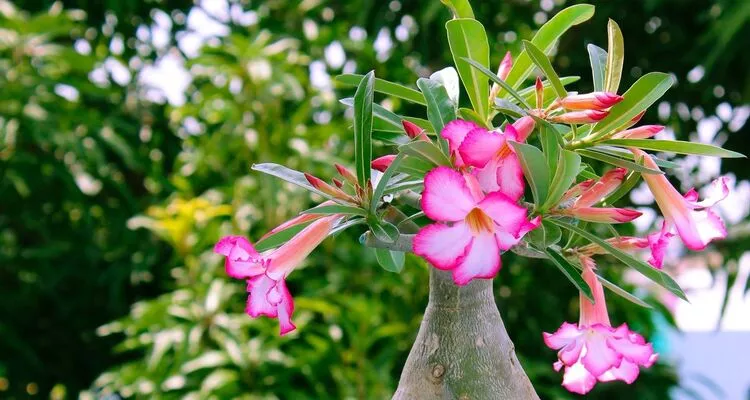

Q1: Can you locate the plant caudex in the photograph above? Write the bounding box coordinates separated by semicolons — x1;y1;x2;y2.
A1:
214;2;743;395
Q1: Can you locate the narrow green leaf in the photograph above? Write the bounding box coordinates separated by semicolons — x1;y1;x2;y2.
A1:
384;179;423;195
372;153;405;213
493;98;527;118
368;218;400;243
372;130;410;145
540;123;563;177
502;4;595;95
374;248;405;273
458;107;489;127
353;71;375;187
341;98;433;132
302;204;367;216
417;77;457;136
510;141;549;206
593;145;682;169
252;163;332;198
446;19;490;120
548;219;689;301
597;274;652;309
398;156;434;177
604;19;624;93
465;58;531;109
543;248;594;302
575;149;663;174
587;44;607;92
335;74;426;105
440;0;474;18
543;150;581;210
523;40;567;99
398;140;451;167
589;72;675;138
602;139;746;158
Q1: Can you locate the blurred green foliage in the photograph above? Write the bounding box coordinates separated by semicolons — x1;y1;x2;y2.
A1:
0;0;747;398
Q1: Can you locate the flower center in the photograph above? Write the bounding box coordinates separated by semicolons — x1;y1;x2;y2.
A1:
465;208;495;235
497;142;513;159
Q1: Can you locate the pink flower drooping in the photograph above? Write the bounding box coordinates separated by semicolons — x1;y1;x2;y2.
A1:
559;168;642;224
632;148;729;251
214;215;339;335
544;256;658;394
413;166;540;285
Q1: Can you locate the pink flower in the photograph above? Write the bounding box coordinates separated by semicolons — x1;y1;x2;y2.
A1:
549;110;608;124
372;154;396;172
611;125;664;139
214;215;339;335
440;119;483;167
633;148;729;251
580;221;674;269
544;256;658;394
489;51;513;99
558;168;642;223
554;92;623;110
413;167;540;285
458;124;525;200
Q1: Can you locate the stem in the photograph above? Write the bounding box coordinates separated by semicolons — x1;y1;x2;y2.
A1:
392;270;540;400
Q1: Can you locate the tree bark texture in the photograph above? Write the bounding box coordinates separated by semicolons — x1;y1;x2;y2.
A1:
392;269;540;400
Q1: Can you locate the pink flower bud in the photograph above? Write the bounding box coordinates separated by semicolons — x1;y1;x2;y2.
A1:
511;116;535;142
402;120;429;141
549;110;608;124
489;51;513;99
335;163;358;185
371;154;396;172
612;125;664;139
535;77;544;109
557;92;623;110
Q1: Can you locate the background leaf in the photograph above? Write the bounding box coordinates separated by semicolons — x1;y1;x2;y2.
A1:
353;71;375;187
446;19;491;120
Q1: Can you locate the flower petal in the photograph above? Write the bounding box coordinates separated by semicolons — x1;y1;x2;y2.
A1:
581;327;621;376
608;325;656;366
543;322;583;349
495;154;525;202
598;359;640;384
473;157;501;193
458;128;504;168
421;166;476;222
274;278;296;336
413;222;472;270
441;119;481;166
672;208;726;251
246;275;279;318
452;232;501;285
685;176;729;208
561;362;598;395
478;191;529;235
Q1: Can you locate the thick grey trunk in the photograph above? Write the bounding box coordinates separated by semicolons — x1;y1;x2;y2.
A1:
392;269;539;400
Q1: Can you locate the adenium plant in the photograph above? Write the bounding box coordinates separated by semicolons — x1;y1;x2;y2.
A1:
214;2;743;398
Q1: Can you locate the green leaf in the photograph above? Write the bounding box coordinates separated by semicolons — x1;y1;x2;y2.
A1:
417;77;457;136
335;74;426;105
587;44;607;92
523;40;567;99
547;219;688;301
398;140;451;167
502;4;595;95
353;71;375;187
398;156;434;177
371;153;404;213
602;139;746;158
575;149;663;174
543;150;581;210
588;72;675;138
543;248;594;302
464;58;531;109
374;248;405;273
372;130;410;145
527;220;562;247
446;19;490;120
252;163;333;198
384;179;423;195
604;19;624;93
340;98;432;132
368;218;400;243
493;98;527;118
540;123;563;177
510;142;549;206
440;0;474;18
458;107;489;127
596;274;653;309
592;145;682;169
302;204;367;216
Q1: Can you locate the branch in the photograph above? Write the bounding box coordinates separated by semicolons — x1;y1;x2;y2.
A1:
363;232;414;253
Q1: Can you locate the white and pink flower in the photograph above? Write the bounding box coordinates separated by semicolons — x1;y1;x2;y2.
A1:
214;215;339;335
544;256;658;394
632;148;729;251
413;166;540;285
